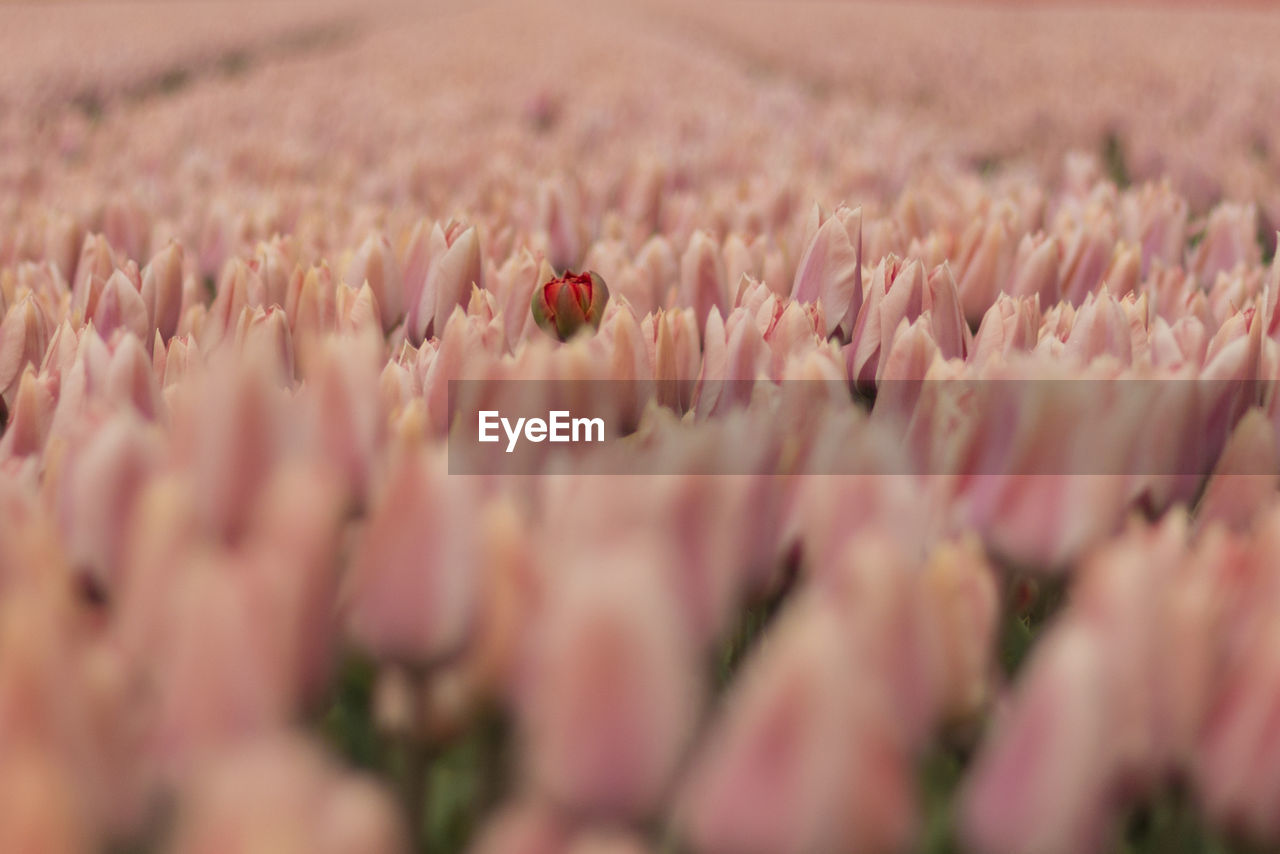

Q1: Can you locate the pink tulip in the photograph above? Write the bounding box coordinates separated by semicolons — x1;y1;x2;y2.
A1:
1006;232;1062;305
634;236;678;315
70;233;115;322
680;595;916;854
408;221;484;345
1190;203;1260;284
537;179;588;273
520;558;700;819
168;353;286;542
648;308;700;413
970;294;1039;366
846;255;925;389
252;236;297;314
345;233;403;333
91;269;149;342
790;203;863;339
167;736;406;854
1196;617;1280;841
924;537;1000;720
0;294;53;402
0;370;56;460
680;230;729;325
1120;180;1188;276
56;412;159;588
1196;409;1278;534
955;206;1017;324
235;305;295;381
140;240;185;343
289;263;339;344
342;449;478;663
962;624;1116;854
1059;217;1118;306
495;250;555;348
300;336;382;500
1063;288;1132;367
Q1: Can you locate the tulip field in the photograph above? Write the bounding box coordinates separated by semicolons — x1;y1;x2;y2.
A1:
5;0;1280;852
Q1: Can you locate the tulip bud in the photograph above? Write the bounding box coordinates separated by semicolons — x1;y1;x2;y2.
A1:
140;240;185;342
71;233;115;321
1189;202;1260;284
344;233;403;332
531;270;610;341
1;294;52;400
92;269;149;342
791;203;862;339
680;230;729;325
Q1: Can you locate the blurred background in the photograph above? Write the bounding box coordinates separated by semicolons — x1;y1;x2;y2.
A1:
4;0;1280;264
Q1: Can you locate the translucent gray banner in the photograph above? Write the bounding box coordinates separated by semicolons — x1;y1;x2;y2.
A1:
446;379;1269;476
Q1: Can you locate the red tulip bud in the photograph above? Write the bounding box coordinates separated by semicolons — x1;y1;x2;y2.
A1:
531;271;609;341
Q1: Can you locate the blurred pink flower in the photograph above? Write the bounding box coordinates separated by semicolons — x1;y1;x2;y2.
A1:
520;556;701;819
342;449;479;664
